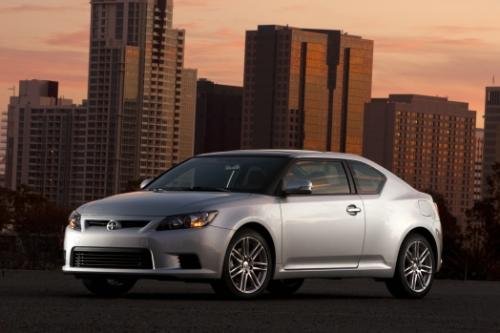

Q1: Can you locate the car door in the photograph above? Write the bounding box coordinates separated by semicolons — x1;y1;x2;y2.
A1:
280;159;365;270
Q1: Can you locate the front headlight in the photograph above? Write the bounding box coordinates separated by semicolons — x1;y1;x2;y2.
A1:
156;211;218;231
68;211;81;230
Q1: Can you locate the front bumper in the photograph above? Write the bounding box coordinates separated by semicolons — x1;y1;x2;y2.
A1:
62;224;234;280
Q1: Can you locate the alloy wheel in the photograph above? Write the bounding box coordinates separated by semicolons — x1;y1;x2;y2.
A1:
228;236;269;294
403;240;433;293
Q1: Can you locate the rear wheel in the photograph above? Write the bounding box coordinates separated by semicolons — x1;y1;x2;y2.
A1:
82;277;136;297
267;279;304;296
211;229;273;299
386;234;435;298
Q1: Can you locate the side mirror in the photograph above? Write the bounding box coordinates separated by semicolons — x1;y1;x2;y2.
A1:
282;178;313;195
140;178;154;189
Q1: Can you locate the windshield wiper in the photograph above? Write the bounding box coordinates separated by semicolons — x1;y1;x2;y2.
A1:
189;186;231;192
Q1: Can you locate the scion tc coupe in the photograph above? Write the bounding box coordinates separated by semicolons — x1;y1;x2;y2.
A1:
63;150;442;299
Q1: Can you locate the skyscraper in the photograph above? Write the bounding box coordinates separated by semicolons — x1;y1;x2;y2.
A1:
0;109;7;187
482;87;500;196
241;25;373;154
5;80;87;207
176;68;197;163
363;94;476;219
195;79;243;154
474;128;484;201
85;0;193;201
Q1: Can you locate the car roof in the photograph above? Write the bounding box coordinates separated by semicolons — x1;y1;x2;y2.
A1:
197;149;366;161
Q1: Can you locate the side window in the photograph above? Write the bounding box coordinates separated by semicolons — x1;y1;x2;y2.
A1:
284;160;351;195
349;161;386;194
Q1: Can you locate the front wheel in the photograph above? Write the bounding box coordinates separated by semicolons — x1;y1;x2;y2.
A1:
82;277;136;297
211;229;273;299
386;234;435;298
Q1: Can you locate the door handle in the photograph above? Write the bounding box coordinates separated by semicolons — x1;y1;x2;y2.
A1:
346;204;362;216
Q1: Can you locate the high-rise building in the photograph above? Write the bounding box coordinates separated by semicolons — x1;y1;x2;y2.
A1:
195;79;243;154
482;87;500;196
241;25;373;154
176;68;197;162
5;80;87;207
364;94;476;219
474;128;484;201
0;109;7;187
85;0;192;201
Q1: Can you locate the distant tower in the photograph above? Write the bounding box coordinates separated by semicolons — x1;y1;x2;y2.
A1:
241;25;373;154
364;94;476;221
86;0;193;200
482;86;500;197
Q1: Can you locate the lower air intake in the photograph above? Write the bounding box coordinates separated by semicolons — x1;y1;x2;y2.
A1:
71;247;153;269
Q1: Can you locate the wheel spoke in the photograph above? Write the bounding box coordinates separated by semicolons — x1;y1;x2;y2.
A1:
405;248;413;261
416;271;424;288
240;272;248;292
419;248;429;262
230;267;243;279
247;270;258;288
231;249;244;261
420;265;432;274
410;272;417;290
243;238;250;257
250;243;264;260
404;266;413;277
253;261;268;270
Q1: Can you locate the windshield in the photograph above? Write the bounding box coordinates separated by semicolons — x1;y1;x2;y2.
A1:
146;156;289;194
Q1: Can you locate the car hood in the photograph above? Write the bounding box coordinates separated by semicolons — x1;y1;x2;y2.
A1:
79;190;253;217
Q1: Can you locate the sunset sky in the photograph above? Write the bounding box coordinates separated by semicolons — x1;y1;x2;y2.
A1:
1;0;500;127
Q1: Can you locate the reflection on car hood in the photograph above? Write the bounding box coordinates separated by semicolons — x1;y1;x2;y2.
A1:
79;190;253;217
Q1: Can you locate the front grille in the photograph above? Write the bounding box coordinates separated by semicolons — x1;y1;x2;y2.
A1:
71;247;153;269
85;220;150;229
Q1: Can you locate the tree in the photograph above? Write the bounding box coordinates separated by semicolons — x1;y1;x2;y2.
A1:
464;163;500;279
0;185;69;235
0;187;15;231
425;190;466;279
125;178;144;192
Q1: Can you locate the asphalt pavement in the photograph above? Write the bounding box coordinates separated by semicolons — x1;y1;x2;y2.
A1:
0;270;499;332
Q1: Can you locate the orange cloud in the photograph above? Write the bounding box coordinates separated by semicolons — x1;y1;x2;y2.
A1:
176;0;222;8
375;36;490;54
184;28;244;85
372;48;499;126
430;25;500;34
45;29;89;49
0;47;88;109
0;4;76;14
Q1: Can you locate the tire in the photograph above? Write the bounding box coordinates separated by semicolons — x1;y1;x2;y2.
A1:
267;279;304;296
211;229;273;299
386;233;435;299
82;277;136;297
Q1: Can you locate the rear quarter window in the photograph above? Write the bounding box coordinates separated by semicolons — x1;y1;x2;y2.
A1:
348;161;386;195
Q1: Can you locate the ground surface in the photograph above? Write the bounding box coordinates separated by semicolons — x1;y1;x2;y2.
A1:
0;270;499;332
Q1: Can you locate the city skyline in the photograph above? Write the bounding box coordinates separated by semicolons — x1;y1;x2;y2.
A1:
1;0;500;127
4;0;199;207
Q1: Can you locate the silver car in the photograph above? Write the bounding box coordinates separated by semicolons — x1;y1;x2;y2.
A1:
63;150;442;299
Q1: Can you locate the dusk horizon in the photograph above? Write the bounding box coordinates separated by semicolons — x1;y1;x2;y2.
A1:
2;0;500;127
